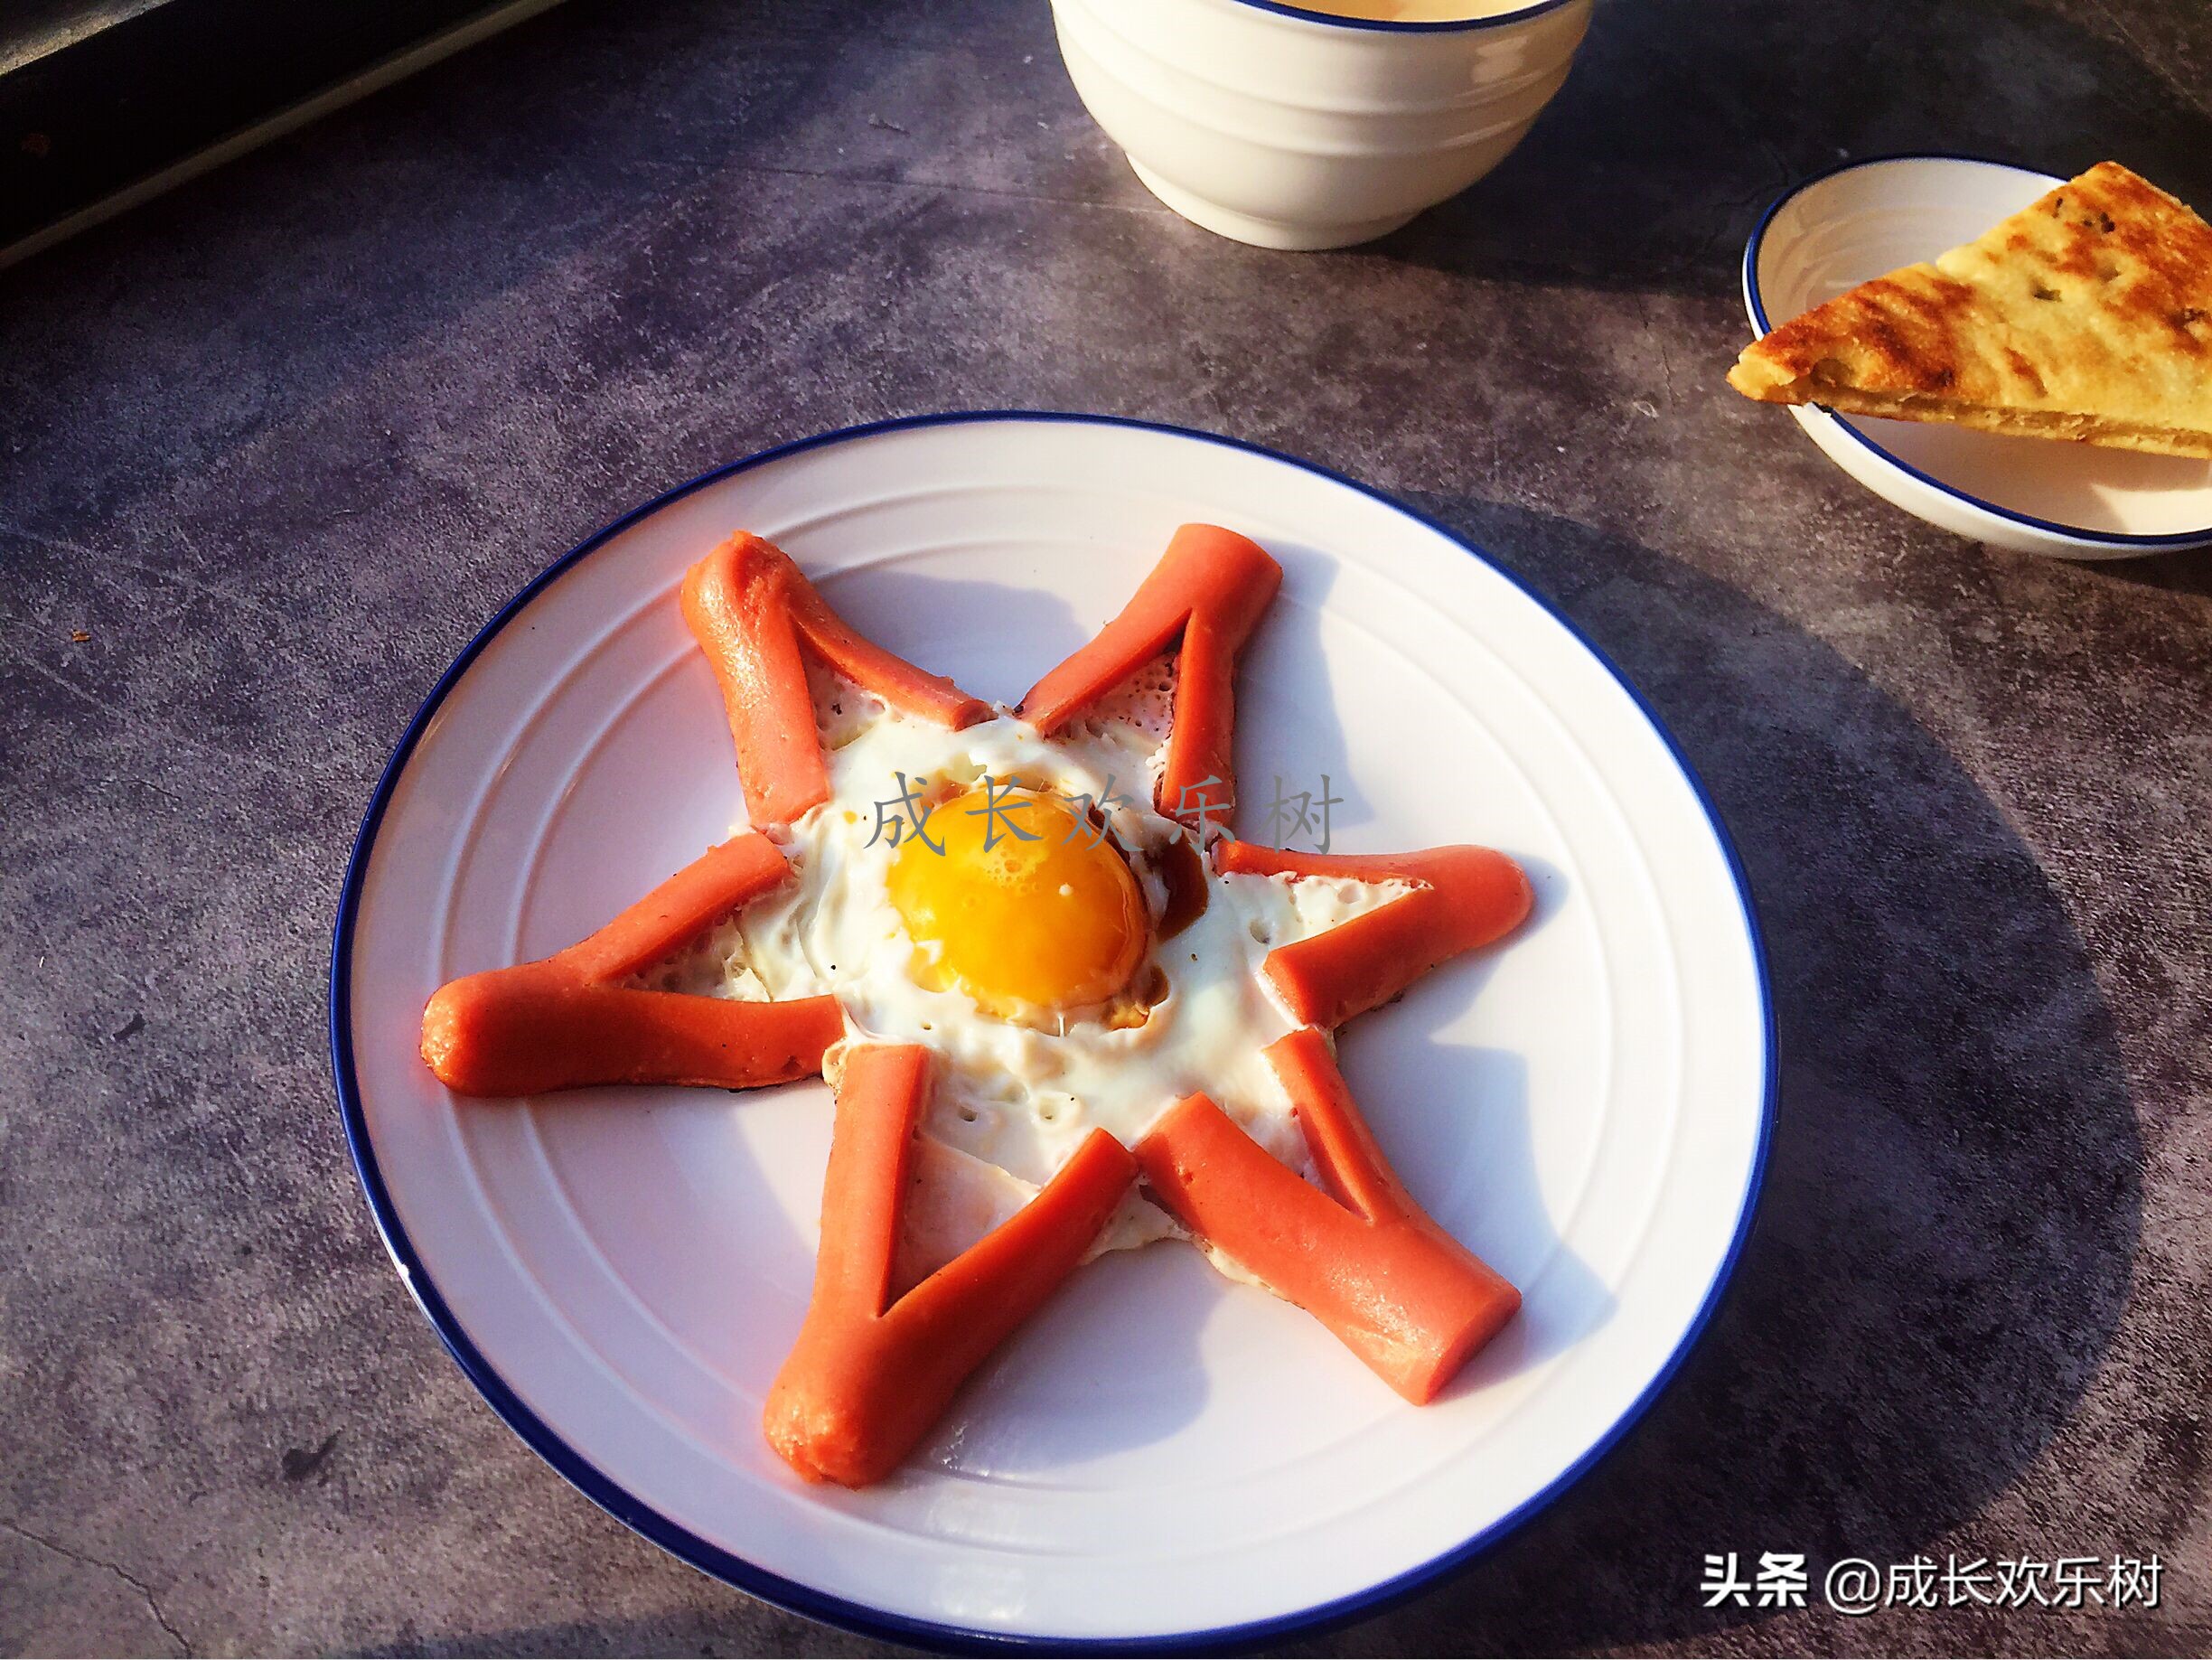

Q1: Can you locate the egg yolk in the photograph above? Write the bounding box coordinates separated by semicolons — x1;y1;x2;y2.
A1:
887;785;1147;1015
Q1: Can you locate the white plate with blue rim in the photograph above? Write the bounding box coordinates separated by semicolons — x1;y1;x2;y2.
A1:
331;412;1772;1647
1743;153;2212;559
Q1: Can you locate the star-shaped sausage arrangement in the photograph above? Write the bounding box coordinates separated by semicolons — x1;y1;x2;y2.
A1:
422;525;1532;1487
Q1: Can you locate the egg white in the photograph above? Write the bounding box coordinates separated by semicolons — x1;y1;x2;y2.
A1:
656;671;1415;1272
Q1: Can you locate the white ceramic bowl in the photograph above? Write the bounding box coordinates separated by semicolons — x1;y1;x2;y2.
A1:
1050;0;1594;250
1743;154;2212;559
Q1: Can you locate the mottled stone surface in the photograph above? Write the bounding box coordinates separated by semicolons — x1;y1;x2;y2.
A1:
2;0;2209;1653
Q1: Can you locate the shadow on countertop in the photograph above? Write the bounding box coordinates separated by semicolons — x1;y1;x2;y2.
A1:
2102;545;2212;600
1286;499;2147;1655
1380;0;2212;297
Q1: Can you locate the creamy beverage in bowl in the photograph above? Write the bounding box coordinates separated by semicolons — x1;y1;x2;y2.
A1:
1286;0;1544;17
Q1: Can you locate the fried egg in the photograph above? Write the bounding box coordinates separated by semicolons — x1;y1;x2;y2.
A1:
647;661;1414;1278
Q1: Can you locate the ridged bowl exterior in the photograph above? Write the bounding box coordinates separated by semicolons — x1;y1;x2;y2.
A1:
1051;0;1593;249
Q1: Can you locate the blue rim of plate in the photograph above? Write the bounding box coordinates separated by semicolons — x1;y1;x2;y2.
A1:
328;408;1777;1655
1741;150;2212;551
1223;0;1578;34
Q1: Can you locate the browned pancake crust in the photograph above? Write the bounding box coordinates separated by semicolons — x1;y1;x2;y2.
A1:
1729;163;2212;458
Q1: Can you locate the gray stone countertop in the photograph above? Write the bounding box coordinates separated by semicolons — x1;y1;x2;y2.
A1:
3;0;2209;1653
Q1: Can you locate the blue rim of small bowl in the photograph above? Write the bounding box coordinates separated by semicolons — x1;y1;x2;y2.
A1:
328;408;1777;1655
1226;0;1579;34
1742;150;2212;551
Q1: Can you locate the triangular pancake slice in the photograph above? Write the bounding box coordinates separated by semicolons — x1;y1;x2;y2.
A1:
1729;162;2212;458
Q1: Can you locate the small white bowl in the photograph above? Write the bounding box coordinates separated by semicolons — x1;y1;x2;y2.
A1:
1049;0;1594;251
1742;154;2212;560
